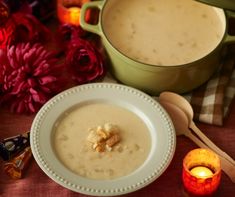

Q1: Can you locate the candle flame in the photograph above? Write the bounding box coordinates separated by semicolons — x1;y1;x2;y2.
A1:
68;7;81;25
190;166;213;178
57;4;90;26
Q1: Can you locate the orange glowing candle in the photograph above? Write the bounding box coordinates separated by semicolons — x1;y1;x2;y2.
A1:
182;148;221;196
67;7;81;25
190;166;214;178
57;0;90;26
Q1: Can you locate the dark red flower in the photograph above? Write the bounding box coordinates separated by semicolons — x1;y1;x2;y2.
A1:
0;1;10;26
66;38;106;85
0;18;16;49
0;43;65;113
11;12;51;44
56;23;88;50
0;11;51;50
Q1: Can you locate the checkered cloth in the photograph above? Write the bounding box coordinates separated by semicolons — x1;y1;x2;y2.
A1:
184;46;235;126
103;45;235;126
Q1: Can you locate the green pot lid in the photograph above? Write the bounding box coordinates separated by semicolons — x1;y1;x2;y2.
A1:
196;0;235;11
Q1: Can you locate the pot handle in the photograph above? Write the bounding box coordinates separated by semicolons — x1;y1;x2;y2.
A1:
80;1;104;36
224;10;235;43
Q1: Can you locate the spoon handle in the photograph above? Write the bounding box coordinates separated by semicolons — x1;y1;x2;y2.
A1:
186;132;235;183
190;122;235;166
186;131;210;149
220;155;235;183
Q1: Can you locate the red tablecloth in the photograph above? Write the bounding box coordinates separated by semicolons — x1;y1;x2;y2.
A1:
0;98;235;197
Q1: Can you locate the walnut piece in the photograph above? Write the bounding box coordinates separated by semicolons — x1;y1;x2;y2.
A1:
87;129;103;143
106;134;121;148
86;123;121;152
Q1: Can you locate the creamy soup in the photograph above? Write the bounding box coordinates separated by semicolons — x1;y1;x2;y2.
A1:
53;102;151;180
102;0;225;66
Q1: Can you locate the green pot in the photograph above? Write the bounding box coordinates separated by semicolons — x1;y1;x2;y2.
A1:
80;0;235;95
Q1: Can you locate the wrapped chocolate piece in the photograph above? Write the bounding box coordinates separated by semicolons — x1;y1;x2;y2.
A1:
0;131;30;161
4;146;32;179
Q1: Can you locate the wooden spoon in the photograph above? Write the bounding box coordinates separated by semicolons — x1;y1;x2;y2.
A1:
159;91;235;166
159;100;235;183
159;100;213;147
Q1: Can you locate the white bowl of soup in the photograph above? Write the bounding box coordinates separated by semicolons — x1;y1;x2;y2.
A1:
80;0;235;95
30;83;176;196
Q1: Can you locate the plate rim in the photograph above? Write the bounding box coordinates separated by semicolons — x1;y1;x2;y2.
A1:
30;82;176;196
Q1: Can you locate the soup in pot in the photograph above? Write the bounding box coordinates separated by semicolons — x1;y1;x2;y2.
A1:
102;0;225;66
53;102;151;180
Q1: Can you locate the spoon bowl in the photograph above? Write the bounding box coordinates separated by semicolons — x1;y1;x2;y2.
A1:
159;91;194;120
159;91;235;166
159;100;210;147
159;100;191;136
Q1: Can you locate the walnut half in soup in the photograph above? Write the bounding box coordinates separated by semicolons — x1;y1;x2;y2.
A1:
53;102;151;180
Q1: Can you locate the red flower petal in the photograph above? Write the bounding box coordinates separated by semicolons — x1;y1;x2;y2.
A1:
66;38;106;85
38;76;57;85
11;81;26;95
30;88;47;103
0;42;65;114
28;101;37;113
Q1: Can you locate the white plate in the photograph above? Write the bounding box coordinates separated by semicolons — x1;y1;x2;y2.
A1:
30;83;176;196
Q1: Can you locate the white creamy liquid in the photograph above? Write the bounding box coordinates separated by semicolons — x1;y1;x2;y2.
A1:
102;0;225;65
53;102;151;180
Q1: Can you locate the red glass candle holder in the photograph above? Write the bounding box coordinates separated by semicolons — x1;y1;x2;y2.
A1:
57;0;90;26
182;148;221;196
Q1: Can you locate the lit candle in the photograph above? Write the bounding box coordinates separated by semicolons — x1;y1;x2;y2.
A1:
67;7;81;25
57;0;90;26
182;148;221;196
190;166;214;178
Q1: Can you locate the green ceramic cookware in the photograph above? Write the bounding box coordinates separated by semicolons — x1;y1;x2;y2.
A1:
80;0;235;95
196;0;235;11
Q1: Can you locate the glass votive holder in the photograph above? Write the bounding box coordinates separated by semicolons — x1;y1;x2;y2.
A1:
182;148;221;196
57;0;90;26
